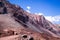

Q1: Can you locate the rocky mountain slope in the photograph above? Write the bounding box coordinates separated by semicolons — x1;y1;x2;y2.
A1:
0;0;60;40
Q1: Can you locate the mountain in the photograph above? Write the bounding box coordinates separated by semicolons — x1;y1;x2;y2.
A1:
0;0;60;40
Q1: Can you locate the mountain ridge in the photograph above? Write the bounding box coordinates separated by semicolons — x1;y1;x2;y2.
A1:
0;0;60;40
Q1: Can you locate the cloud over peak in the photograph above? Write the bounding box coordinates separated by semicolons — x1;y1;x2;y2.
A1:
26;6;60;24
45;16;60;23
34;12;60;23
27;6;31;10
35;13;44;15
26;6;31;13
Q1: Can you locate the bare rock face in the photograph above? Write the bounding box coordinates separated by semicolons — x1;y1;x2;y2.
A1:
0;0;60;40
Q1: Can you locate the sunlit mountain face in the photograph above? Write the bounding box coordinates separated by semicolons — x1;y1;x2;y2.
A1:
0;0;60;40
8;0;60;24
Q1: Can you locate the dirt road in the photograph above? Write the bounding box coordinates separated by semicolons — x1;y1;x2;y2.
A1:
0;35;19;40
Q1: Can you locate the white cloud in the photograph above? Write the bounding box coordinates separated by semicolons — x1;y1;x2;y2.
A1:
26;6;31;13
45;16;60;23
27;6;31;10
35;13;44;15
26;10;30;13
35;13;60;23
26;6;60;24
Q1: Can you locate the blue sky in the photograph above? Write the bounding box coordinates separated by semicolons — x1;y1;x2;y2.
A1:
8;0;60;24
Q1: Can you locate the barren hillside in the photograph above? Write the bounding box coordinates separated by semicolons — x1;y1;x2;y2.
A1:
0;0;60;40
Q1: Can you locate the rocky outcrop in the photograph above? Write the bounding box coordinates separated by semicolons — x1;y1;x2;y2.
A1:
0;0;60;40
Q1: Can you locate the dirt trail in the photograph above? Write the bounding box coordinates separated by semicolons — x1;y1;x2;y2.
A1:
0;35;19;40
